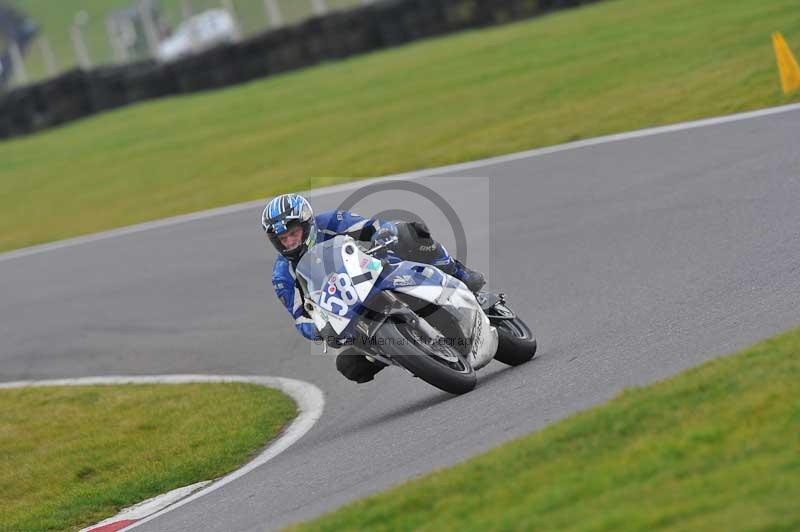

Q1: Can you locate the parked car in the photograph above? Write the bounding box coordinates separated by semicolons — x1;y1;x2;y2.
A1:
156;9;238;62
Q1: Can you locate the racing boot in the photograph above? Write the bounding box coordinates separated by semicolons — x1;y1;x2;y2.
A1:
451;259;486;294
336;350;386;383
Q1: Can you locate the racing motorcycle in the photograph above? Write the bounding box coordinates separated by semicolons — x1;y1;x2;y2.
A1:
296;235;537;394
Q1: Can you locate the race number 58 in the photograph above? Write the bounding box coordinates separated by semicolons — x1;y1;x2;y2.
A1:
320;274;358;316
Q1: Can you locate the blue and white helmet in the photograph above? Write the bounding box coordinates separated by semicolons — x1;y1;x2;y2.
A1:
261;193;317;261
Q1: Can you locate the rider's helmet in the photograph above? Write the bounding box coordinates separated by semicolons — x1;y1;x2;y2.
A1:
261;193;317;261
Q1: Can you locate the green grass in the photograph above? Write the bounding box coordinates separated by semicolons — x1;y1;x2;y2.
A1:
288;327;800;532
0;383;297;532
8;0;364;81
1;0;800;253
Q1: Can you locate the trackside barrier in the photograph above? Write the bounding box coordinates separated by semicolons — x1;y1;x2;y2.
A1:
0;0;601;141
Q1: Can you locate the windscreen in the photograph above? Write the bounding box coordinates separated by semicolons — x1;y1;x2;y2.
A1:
295;235;349;297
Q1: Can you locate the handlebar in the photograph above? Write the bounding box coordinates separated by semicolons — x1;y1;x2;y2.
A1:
367;235;398;255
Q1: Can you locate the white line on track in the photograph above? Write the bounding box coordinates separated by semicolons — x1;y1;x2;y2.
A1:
0;375;325;531
1;103;799;265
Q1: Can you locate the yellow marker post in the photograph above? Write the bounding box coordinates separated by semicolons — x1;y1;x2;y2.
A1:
772;32;800;94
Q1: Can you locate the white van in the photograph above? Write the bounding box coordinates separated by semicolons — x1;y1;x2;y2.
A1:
156;9;239;62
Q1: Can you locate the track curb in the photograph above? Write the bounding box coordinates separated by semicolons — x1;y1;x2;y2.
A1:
0;375;325;532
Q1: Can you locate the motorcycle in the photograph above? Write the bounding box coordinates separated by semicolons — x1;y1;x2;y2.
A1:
296;235;537;394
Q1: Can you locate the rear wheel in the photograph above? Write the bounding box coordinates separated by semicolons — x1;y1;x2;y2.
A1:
493;317;537;366
378;320;476;395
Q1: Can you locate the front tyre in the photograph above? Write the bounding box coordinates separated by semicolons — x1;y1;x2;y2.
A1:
377;320;476;395
493;317;537;366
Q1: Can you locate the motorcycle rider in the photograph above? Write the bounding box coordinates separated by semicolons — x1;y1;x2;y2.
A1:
263;193;485;383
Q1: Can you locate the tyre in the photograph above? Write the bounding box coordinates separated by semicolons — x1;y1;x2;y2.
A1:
493;317;537;366
377;320;477;395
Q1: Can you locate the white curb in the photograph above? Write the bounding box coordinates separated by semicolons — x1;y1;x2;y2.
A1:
79;481;212;532
0;375;325;532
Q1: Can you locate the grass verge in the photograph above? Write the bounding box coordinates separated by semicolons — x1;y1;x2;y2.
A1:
0;382;297;532
2;0;800;253
289;327;800;531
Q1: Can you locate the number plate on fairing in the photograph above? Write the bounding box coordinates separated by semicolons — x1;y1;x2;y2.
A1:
296;236;384;335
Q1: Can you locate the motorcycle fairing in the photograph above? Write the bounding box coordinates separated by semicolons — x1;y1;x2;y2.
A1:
296;236;383;334
376;261;498;370
296;235;498;369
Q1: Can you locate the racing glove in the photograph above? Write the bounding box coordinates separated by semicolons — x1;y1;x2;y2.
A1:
369;224;399;256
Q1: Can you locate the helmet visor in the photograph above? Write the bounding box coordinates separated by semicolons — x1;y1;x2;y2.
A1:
274;221;305;251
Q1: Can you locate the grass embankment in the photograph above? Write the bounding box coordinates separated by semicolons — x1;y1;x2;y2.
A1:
9;0;363;81
290;328;800;531
2;0;799;253
0;383;297;532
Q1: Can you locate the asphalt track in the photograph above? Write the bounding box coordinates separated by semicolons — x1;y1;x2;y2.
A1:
2;106;799;531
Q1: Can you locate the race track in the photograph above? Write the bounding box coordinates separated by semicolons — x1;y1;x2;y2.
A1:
2;106;799;531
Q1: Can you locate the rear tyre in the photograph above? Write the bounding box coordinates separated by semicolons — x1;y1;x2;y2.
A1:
378;320;476;395
493;317;537;366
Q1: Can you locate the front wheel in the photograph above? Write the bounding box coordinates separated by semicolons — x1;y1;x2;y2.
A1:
377;320;476;395
493;317;537;366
